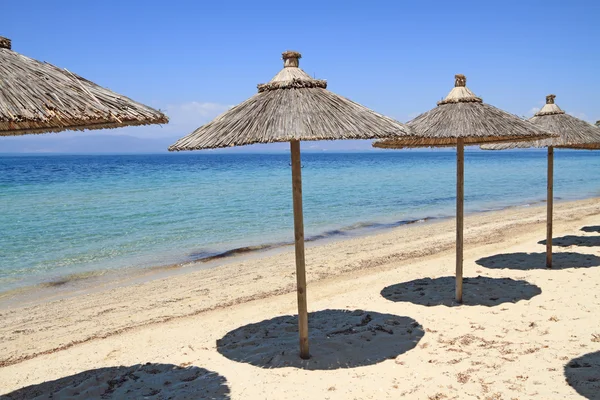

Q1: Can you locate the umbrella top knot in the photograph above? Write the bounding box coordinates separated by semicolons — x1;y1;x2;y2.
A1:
257;51;327;92
282;51;301;68
0;36;11;50
437;74;482;105
536;94;565;116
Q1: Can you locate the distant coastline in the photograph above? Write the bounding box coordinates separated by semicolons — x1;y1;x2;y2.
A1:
0;135;556;155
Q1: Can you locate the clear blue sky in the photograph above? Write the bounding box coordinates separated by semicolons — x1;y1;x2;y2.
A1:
1;0;599;152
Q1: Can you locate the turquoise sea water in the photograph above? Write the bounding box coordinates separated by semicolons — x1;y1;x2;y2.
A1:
1;150;599;292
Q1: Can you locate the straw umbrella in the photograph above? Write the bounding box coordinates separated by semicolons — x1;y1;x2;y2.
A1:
169;50;414;359
1;36;168;135
482;95;600;268
373;74;554;303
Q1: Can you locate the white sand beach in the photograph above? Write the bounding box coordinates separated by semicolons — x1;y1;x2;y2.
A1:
1;198;600;399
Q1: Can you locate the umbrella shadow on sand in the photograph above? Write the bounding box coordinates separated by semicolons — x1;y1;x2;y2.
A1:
564;351;600;399
1;363;230;400
476;252;600;270
380;276;541;307
216;309;424;370
539;236;600;247
581;226;600;233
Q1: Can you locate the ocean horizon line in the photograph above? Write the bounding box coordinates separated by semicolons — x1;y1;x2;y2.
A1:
0;148;553;156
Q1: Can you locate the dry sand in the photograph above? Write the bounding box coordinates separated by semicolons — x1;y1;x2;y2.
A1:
1;198;600;399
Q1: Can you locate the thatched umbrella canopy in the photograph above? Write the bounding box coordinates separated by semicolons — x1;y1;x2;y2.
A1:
170;50;413;359
169;51;412;149
482;95;600;268
0;36;168;136
373;74;554;303
482;95;600;150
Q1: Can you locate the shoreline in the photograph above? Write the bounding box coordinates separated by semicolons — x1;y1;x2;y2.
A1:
2;197;600;365
0;216;442;310
1;196;600;398
0;194;559;306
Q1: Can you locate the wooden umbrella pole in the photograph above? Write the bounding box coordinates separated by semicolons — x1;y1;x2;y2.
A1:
290;140;310;359
546;146;554;268
456;138;464;303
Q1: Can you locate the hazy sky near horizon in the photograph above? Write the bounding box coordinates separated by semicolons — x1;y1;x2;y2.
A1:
1;0;599;151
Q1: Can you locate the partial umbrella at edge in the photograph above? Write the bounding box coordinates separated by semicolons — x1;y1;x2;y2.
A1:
373;74;554;303
0;36;168;135
169;50;414;359
481;95;600;268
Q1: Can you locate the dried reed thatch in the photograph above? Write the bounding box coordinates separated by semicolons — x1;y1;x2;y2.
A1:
169;51;412;150
373;74;553;149
0;36;168;136
481;95;600;150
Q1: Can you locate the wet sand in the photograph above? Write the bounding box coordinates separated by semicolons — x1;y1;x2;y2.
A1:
1;198;600;399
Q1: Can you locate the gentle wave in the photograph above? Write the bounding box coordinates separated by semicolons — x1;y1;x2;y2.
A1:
186;216;437;263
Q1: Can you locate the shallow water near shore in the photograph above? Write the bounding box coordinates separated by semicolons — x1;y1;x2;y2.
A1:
1;149;599;293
